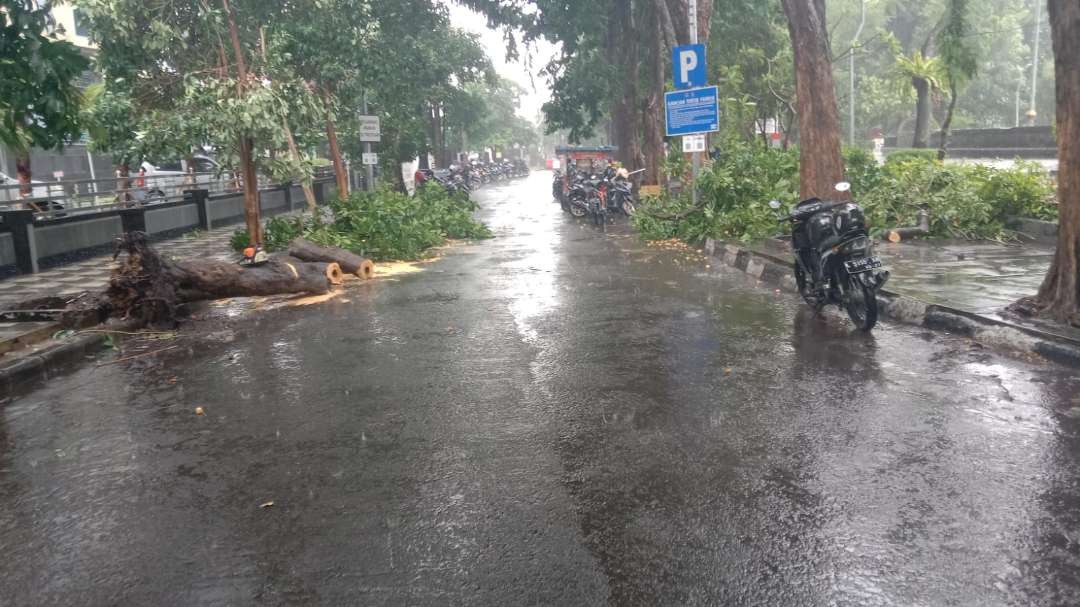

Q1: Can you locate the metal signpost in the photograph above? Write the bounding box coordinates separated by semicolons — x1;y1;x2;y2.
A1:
666;0;715;206
359;95;379;191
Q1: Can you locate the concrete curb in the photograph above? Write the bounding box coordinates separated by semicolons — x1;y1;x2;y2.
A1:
706;238;1080;368
0;330;114;396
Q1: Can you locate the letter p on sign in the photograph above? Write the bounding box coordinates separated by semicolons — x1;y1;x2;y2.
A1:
672;44;706;89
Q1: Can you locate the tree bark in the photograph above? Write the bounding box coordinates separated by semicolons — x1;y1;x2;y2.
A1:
15;154;31;198
222;0;261;245
781;0;849;201
644;5;667;186
936;80;959;161
912;77;932;148
282;118;317;211
288;237;375;279
610;0;641;171
324;94;349;199
238;137;261;245
108;232;331;326
1013;0;1080;325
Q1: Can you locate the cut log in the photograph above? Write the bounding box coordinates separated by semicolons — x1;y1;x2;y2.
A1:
109;232;331;325
278;255;344;285
886;227;929;243
288;237;375;279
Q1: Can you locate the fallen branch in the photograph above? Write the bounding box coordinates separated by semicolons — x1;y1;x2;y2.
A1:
96;345;179;367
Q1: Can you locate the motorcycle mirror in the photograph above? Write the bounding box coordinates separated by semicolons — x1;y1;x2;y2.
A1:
835;181;851;193
768;200;781;210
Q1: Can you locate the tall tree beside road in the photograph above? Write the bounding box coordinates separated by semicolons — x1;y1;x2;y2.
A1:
0;0;88;195
1014;0;1080;325
780;0;847;200
935;0;977;160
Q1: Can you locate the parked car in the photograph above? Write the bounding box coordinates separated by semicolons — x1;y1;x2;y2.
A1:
137;154;225;201
0;171;63;212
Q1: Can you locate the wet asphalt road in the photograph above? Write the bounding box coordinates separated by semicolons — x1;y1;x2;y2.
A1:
3;172;1080;605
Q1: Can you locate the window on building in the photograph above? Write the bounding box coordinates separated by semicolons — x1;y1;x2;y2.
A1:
73;8;90;37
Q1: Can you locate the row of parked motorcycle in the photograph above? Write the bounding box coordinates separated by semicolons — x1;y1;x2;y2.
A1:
551;165;641;232
420;159;530;199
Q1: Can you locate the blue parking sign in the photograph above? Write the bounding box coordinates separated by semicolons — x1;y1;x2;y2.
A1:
665;86;720;136
672;44;706;89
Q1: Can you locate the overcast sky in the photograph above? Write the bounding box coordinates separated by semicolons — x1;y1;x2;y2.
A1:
444;2;557;125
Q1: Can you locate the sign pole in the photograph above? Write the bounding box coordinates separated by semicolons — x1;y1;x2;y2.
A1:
688;0;699;208
362;91;375;192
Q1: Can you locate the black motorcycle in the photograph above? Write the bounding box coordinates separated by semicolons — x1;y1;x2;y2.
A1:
772;182;889;331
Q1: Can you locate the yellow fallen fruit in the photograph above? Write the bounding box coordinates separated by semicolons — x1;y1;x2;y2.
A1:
195;406;205;416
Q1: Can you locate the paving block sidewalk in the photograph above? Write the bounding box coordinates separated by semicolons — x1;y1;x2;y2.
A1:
0;226;237;310
755;235;1080;344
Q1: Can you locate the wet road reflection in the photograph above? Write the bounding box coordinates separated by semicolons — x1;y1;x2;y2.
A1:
2;172;1080;605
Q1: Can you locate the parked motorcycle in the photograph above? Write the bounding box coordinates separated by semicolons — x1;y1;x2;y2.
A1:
772;182;889;331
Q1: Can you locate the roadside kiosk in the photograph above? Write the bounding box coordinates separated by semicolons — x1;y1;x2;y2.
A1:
554;145;617;201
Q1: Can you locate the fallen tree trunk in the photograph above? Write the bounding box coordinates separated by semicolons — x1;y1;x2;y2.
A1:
110;232;332;325
288;237;375;279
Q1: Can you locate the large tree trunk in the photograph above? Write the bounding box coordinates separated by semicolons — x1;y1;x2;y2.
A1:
1012;0;1080;325
222;0;261;245
610;0;641;171
116;162;133;205
324;95;349;199
283;118;317;211
15;154;31;198
781;0;848;201
109;232;332;326
643;5;666;185
912;77;932;148
239;136;261;245
937;81;959;161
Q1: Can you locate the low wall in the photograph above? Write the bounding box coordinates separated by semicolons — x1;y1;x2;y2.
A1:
145;203;201;236
0;177;331;277
885;126;1056;159
0;232;15;277
35;215;125;268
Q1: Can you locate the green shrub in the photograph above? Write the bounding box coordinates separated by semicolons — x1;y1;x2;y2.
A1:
974;161;1057;221
843;146;883;195
635;140;797;243
633;140;1057;244
884;149;939;165
227;186;491;260
230;228;250;251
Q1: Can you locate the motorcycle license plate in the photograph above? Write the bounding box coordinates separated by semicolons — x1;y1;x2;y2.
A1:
844;257;882;274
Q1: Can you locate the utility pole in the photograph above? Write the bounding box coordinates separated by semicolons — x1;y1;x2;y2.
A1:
1028;0;1042;125
849;0;867;144
362;90;375;192
689;0;699;208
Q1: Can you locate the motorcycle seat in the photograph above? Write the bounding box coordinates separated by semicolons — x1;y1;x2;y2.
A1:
790;198;829;221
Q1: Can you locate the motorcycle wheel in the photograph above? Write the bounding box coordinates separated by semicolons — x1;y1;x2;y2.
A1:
842;273;878;331
569;203;587;218
794;263;823;311
621;199;636;216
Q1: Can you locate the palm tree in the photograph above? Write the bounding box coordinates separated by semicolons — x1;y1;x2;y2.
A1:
895;51;946;149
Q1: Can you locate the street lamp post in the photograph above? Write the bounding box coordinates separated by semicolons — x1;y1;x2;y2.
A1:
849;0;867;145
1028;0;1042;125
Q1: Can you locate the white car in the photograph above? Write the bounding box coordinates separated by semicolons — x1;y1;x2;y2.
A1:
138;155;224;201
0;171;61;210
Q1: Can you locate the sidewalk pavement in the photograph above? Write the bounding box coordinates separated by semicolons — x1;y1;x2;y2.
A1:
0;226;236;311
754;235;1080;345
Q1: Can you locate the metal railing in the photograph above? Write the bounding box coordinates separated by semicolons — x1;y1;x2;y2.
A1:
0;170;288;220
